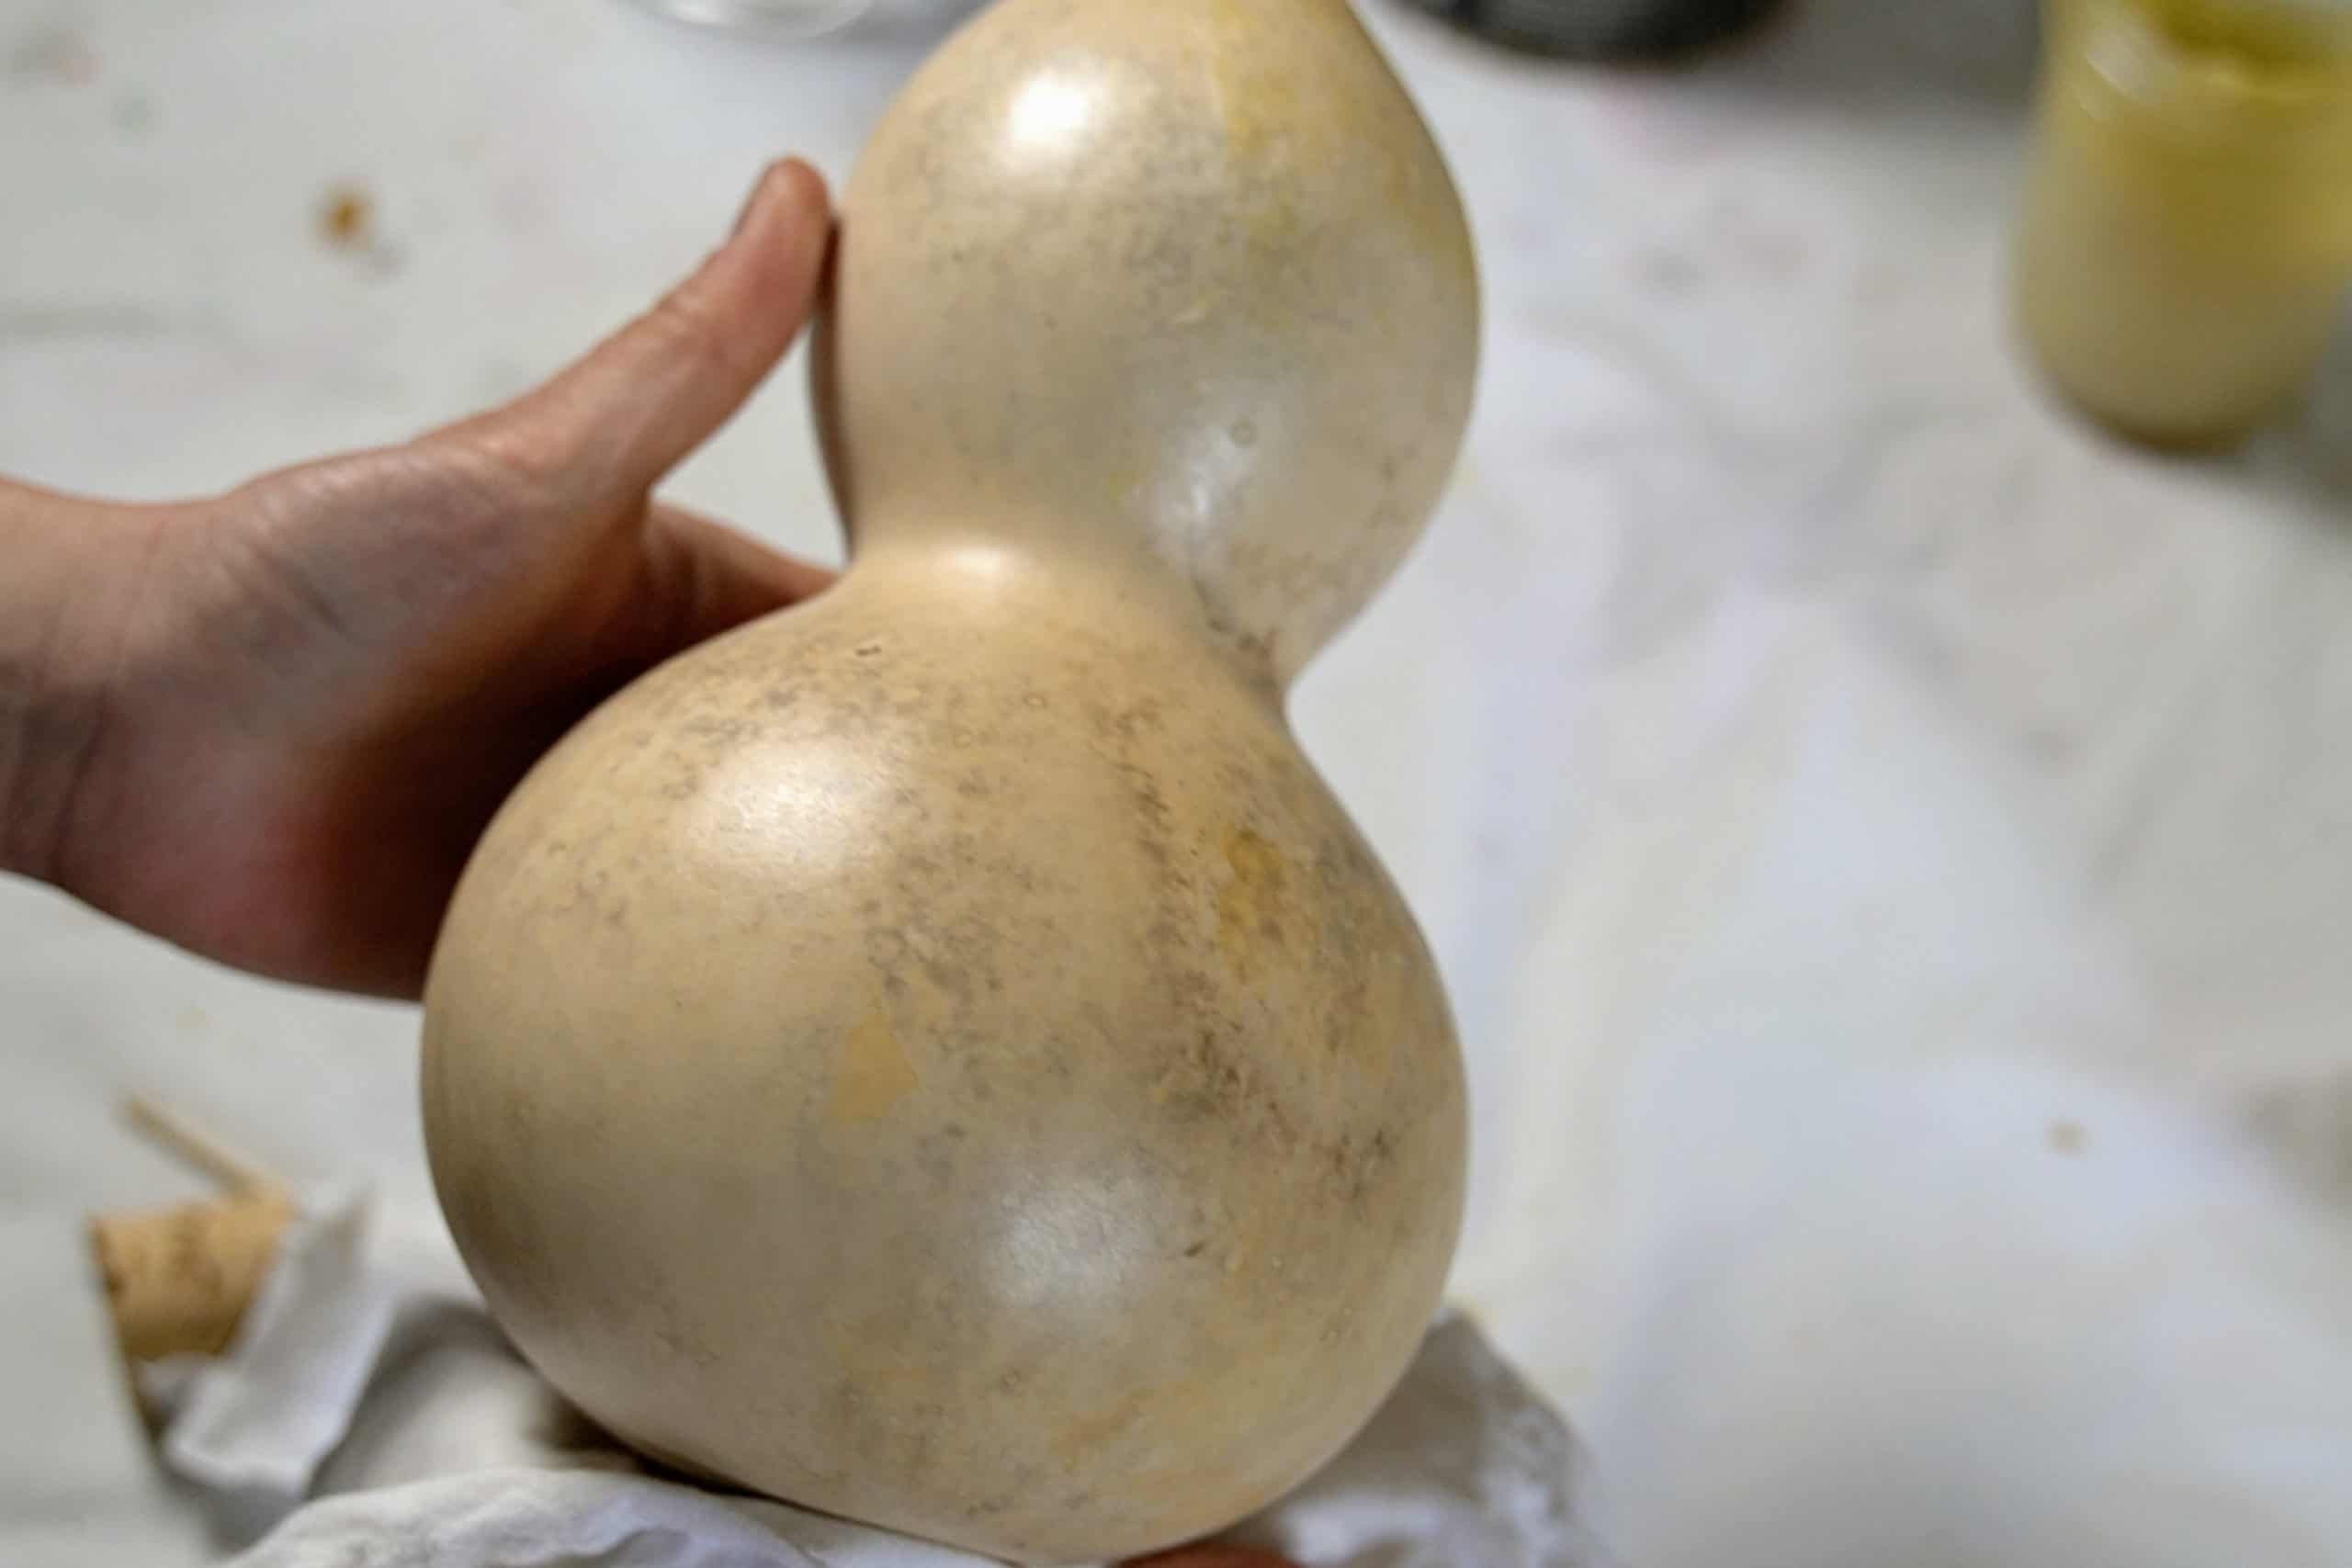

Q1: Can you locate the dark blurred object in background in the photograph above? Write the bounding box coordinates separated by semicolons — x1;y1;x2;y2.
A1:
1399;0;1788;60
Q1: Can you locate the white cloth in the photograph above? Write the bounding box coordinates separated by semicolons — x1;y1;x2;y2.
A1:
148;1187;398;1504
150;1199;1606;1568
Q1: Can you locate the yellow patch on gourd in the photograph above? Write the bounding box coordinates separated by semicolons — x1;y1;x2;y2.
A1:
1192;0;1456;279
831;1012;920;1123
1216;828;1289;977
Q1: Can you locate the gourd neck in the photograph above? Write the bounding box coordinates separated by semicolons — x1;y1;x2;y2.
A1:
842;527;1291;707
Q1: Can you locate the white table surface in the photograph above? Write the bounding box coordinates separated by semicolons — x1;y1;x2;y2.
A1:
6;1;2352;1564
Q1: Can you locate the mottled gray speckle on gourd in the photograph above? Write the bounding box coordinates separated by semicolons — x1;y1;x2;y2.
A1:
419;1;1480;1562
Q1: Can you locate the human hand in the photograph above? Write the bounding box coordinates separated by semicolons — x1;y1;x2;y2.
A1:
0;161;834;998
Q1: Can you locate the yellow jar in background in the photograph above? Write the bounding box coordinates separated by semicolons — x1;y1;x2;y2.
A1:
2015;0;2352;448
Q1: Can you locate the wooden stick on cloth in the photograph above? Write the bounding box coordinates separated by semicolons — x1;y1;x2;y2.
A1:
122;1094;290;1199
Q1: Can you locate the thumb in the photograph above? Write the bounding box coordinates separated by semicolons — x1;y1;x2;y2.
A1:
441;159;832;504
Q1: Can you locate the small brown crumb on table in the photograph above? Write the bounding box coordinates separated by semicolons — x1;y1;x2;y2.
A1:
319;183;375;250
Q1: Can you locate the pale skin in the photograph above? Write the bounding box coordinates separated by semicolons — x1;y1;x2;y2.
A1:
0;159;1300;1568
0;163;836;999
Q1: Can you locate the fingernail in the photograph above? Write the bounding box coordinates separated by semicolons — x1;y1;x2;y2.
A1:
730;163;785;242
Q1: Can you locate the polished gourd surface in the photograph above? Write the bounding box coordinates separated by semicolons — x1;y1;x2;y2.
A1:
422;2;1479;1561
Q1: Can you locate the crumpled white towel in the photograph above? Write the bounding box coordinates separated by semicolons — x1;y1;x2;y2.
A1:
146;1186;401;1502
156;1196;1608;1568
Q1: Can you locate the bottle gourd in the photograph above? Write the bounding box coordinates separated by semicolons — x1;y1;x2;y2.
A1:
421;1;1479;1561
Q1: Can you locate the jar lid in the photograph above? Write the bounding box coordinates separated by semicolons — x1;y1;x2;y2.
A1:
2074;0;2352;150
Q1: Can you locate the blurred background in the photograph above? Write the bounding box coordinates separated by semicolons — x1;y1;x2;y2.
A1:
6;0;2351;1564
